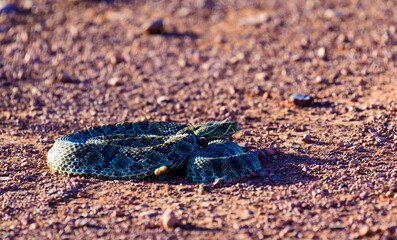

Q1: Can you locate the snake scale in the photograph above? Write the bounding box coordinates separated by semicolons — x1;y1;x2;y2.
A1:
47;120;262;182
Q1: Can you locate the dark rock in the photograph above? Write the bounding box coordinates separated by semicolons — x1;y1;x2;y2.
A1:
143;19;164;35
289;94;314;106
58;72;79;84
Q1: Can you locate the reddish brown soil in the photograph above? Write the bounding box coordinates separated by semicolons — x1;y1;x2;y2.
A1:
0;0;396;239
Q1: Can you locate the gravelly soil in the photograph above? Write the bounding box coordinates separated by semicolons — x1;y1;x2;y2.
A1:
1;0;397;239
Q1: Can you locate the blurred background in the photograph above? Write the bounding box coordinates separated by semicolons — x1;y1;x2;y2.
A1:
1;0;396;128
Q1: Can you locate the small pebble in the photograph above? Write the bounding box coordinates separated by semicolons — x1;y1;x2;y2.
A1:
58;72;76;83
157;96;168;104
177;58;187;67
263;146;276;156
29;223;38;230
359;225;371;237
143;19;164;34
386;225;397;234
212;178;224;188
162;209;180;229
245;209;254;215
349;160;358;167
238;12;270;25
255;72;269;81
198;184;211;193
77;192;88;198
385;191;393;198
376;173;386;178
317;47;326;59
74;218;94;227
113;210;124;217
324;9;346;19
140;211;158;218
289;94;314;106
262;91;272;99
108;77;122;86
238;142;249;150
214;34;226;43
177;186;190;192
314;76;326;84
302;134;313;143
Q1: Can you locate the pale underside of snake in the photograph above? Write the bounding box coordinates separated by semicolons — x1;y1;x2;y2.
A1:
47;120;262;182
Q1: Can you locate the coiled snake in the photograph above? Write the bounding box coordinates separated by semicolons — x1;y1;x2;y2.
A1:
47;120;262;182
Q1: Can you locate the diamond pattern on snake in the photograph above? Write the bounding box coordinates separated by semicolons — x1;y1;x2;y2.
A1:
47;120;262;182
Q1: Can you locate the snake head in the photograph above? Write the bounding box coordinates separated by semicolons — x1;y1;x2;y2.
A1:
184;119;238;138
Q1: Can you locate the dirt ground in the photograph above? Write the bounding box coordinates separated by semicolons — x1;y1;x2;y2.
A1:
1;0;397;239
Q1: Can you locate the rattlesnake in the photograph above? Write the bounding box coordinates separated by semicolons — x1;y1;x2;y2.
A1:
47;120;262;182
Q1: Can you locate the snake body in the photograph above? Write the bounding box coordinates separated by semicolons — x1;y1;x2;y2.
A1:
47;120;262;182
